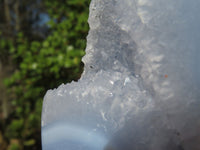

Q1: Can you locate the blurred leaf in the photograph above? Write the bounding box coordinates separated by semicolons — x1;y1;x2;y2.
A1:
24;139;35;146
8;143;20;150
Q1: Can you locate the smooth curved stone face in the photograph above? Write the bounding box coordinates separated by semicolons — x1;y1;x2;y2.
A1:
42;122;107;150
42;0;200;150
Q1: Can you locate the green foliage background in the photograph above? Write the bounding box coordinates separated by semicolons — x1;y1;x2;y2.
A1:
0;0;90;149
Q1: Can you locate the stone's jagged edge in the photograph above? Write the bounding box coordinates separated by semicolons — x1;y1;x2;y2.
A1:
82;0;137;77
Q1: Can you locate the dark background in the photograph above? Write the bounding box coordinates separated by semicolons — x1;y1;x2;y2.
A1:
0;0;90;149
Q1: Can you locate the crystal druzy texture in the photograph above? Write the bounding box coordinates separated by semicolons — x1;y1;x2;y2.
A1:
42;0;200;149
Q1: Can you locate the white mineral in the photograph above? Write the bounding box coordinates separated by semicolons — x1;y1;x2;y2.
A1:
42;0;200;149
